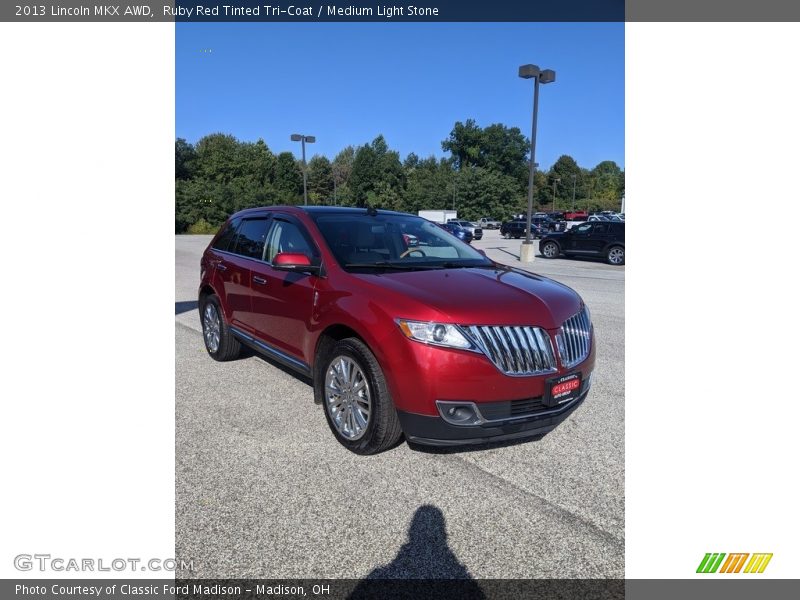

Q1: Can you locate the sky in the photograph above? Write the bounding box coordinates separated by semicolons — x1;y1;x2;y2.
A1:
176;23;624;171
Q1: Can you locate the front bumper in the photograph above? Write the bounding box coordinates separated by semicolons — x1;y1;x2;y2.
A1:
398;387;588;447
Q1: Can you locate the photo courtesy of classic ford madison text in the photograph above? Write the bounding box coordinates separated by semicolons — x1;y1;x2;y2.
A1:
175;22;624;579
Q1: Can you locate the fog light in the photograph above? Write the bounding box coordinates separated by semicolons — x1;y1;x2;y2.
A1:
437;401;483;426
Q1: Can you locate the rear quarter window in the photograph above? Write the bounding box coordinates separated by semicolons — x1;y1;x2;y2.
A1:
212;218;241;251
231;217;270;260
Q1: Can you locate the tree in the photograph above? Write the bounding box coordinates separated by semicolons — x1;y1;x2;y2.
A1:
193;133;242;184
589;160;624;209
349;135;404;207
307;155;334;204
332;146;355;205
442;119;529;183
548;155;583;210
175;138;196;180
441;119;483;170
274;152;303;203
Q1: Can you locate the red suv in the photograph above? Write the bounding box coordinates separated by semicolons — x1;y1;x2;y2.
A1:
199;206;595;454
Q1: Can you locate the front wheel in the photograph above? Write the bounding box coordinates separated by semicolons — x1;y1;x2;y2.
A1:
541;241;560;258
317;338;403;455
607;246;625;265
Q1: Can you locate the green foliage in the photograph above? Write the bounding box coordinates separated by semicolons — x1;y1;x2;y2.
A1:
186;218;218;234
174;126;624;232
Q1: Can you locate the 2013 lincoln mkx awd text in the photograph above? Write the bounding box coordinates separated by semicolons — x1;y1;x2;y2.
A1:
199;206;595;454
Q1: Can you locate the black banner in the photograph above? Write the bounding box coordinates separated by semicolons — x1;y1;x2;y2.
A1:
6;579;800;600
5;0;800;22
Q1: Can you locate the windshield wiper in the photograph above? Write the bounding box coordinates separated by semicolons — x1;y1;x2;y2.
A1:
439;261;495;269
344;262;439;270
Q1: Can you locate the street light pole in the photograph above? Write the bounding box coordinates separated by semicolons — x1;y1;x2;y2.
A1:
571;174;577;211
290;133;316;205
552;178;560;212
518;64;556;262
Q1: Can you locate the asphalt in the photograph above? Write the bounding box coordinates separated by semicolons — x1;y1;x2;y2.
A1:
175;228;625;578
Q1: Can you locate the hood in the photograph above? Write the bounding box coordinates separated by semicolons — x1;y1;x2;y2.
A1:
351;266;582;329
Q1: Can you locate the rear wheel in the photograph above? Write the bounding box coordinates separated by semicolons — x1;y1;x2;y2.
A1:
607;245;625;265
542;241;560;259
200;294;241;361
317;338;403;455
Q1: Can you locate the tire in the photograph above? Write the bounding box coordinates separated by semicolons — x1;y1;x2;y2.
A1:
200;294;241;361
316;337;403;455
541;241;560;259
607;245;625;265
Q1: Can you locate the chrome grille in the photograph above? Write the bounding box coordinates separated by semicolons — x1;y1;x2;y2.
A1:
556;307;592;368
464;325;557;376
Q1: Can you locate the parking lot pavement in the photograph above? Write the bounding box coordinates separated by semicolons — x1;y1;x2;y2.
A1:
175;231;624;578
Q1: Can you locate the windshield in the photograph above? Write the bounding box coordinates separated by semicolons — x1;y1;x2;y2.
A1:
311;212;492;271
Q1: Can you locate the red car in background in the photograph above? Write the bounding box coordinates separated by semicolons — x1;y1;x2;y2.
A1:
199;206;595;454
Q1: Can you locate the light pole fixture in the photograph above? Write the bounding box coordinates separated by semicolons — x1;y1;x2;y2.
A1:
290;133;315;205
518;64;556;262
571;174;577;211
552;177;560;212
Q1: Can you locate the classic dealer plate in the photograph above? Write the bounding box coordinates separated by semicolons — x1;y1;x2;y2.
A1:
544;372;581;407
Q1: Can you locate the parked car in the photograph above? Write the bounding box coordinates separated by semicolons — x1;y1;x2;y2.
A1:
539;221;625;265
501;219;550;239
478;217;501;229
447;219;483;240
501;220;528;239
200;206;595;454
587;215;610;222
563;210;589;221
531;216;560;232
442;221;474;243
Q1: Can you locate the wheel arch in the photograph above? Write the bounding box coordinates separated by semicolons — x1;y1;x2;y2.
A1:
312;324;370;404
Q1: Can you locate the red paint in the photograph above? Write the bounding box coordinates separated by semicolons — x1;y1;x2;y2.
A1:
201;206;595;417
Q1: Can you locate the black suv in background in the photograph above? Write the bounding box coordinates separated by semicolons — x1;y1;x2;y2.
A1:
501;220;551;239
539;221;625;265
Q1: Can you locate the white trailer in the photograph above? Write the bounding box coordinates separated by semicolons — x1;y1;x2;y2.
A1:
418;209;457;224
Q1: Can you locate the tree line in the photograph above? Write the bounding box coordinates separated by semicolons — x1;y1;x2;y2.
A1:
175;118;624;233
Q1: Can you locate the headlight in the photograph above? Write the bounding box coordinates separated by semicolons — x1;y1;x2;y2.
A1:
396;319;476;351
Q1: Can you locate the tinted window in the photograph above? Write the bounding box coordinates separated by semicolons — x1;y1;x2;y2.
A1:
609;223;625;235
592;223;610;234
265;220;314;263
573;223;593;235
212;217;241;251
312;213;489;269
232;217;269;259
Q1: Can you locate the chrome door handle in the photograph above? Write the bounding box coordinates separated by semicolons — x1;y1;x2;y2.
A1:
216;263;227;271
252;276;267;285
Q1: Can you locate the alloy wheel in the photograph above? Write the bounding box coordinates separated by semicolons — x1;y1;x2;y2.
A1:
203;303;221;353
325;356;371;441
608;247;624;265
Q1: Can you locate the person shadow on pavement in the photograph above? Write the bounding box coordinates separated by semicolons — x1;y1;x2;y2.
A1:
347;504;487;600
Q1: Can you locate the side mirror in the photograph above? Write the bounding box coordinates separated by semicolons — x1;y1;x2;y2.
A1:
273;252;321;274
